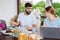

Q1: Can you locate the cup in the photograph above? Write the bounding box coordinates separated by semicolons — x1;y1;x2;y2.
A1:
18;33;27;40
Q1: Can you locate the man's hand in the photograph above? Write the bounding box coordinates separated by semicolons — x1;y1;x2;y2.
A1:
26;26;32;31
32;24;37;28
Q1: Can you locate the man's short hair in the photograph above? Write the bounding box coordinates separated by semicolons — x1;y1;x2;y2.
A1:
25;3;32;7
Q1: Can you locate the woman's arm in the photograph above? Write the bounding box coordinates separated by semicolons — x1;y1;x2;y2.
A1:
42;23;46;27
12;21;20;26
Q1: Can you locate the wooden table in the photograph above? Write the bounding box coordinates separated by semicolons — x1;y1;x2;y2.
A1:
0;32;60;40
0;32;17;40
41;38;60;40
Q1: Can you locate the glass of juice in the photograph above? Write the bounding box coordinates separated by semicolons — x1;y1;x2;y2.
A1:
18;33;27;40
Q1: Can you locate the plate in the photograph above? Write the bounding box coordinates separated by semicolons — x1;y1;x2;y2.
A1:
3;32;13;35
1;30;6;33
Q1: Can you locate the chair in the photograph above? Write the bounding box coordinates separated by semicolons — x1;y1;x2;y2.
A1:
0;20;7;30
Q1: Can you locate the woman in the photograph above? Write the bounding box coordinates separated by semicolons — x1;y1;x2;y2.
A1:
43;6;60;27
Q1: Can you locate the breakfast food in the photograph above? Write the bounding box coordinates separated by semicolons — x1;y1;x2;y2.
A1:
5;30;13;33
28;34;38;40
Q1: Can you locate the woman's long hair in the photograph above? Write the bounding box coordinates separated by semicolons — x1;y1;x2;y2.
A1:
45;6;57;17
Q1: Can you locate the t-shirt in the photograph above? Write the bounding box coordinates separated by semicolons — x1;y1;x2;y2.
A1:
18;12;37;27
44;17;60;27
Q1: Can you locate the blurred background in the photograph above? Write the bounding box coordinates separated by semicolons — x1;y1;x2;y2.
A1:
20;0;60;21
0;0;60;23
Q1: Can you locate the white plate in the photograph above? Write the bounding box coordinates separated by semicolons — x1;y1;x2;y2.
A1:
1;30;6;33
3;33;13;35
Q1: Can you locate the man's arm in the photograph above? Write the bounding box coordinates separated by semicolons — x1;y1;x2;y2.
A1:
9;20;21;26
26;24;37;31
32;14;37;28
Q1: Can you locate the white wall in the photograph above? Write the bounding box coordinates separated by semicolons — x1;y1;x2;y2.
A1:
0;0;17;22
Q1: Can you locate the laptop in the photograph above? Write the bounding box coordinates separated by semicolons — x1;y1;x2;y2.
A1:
40;27;60;39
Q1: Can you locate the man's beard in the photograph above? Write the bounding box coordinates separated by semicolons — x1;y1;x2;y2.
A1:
25;11;31;15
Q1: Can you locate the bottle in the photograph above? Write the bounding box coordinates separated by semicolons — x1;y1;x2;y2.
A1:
18;33;20;40
14;27;19;37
